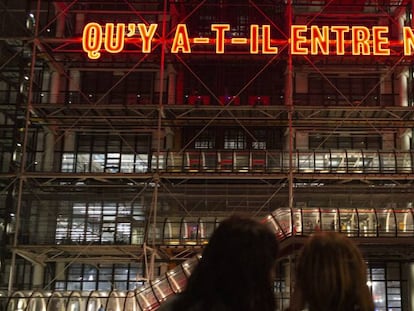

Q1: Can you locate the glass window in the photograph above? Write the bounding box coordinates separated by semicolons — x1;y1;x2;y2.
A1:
251;129;267;150
65;134;151;173
194;129;215;149
309;134;382;150
61;153;75;172
224;129;246;149
54;202;140;244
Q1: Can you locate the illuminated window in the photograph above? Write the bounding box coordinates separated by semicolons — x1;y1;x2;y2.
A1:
60;134;151;173
224;129;246;149
251;129;267;150
367;263;405;311
195;130;215;149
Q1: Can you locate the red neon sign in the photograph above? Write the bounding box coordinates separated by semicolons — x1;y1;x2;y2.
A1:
81;23;414;59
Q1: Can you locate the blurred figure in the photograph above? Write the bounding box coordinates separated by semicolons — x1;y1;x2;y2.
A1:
159;215;279;311
288;232;374;311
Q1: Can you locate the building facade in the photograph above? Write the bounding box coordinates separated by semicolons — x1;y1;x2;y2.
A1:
0;0;413;310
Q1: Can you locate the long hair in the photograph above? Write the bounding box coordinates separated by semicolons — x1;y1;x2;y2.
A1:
176;215;279;311
290;232;374;311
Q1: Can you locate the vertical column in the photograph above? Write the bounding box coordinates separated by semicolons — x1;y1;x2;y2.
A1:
69;70;81;104
152;130;165;151
41;70;50;103
398;68;408;108
167;64;176;105
75;13;85;35
396;7;411;150
64;131;76;152
283;257;293;311
295;132;308;150
295;73;308;94
154;72;165;104
49;71;61;104
294;72;308;149
54;262;67;289
165;127;174;150
176;68;184;105
32;263;45;289
397;69;411;150
408;263;414;311
285;0;294;209
54;3;66;38
43;129;55;171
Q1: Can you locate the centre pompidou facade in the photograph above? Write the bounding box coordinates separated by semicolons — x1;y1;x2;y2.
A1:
0;0;414;310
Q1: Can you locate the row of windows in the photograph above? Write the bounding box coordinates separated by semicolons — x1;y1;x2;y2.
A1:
9;205;414;247
62;263;144;291
0;262;407;311
2;71;395;107
61;149;414;174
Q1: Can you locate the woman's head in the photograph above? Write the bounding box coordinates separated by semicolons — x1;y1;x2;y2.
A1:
292;232;374;311
184;214;280;311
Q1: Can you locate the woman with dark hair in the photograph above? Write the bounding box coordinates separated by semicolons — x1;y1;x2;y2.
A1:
159;215;280;311
288;232;374;311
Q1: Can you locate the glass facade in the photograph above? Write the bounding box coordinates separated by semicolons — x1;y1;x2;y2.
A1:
0;1;414;310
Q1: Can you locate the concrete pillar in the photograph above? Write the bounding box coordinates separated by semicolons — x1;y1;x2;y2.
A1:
295;132;308;150
75;13;85;35
382;133;395;149
64;131;76;152
295;72;308;93
55;262;67;287
400;130;411;150
69;70;80;94
398;68;408;107
54;3;66;38
284;129;295;151
43;129;55;171
41;70;50;103
49;71;61;104
32;264;44;289
152;130;165;150
165;128;174;150
396;68;411;150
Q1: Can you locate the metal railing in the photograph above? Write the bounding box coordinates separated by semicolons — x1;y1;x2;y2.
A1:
20;149;414;174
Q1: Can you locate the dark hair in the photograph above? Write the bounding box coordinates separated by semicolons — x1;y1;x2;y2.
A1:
289;232;374;311
173;215;279;311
